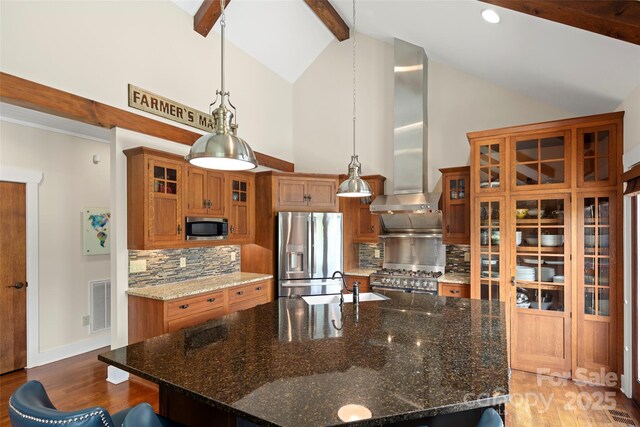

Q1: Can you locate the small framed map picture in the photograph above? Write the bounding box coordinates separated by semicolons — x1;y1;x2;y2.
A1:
83;208;111;255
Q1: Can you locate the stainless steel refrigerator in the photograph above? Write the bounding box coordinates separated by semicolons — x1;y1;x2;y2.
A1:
277;212;343;297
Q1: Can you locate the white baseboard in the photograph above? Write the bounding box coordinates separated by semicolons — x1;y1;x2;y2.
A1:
27;333;111;368
107;366;130;384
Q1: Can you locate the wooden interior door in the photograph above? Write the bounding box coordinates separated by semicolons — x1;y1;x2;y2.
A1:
0;181;27;374
510;194;572;376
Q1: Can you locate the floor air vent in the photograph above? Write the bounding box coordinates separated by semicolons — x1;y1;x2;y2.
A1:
90;279;111;334
608;408;637;426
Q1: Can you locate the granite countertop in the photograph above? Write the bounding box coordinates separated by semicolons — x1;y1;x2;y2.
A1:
439;273;471;285
343;268;376;277
126;272;273;300
100;293;509;426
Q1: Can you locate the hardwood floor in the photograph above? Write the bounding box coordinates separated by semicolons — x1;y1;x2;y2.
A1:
0;348;158;426
1;348;639;426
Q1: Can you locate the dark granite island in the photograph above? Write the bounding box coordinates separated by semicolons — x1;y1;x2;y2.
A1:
99;292;509;427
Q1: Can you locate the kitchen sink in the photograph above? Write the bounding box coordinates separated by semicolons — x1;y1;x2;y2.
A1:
302;293;389;305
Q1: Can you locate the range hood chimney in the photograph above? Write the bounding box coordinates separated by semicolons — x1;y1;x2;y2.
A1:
370;39;441;235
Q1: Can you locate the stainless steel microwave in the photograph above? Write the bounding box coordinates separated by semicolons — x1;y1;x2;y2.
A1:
185;217;228;240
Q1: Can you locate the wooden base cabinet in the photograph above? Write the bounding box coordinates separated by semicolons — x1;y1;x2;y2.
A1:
344;275;371;293
439;282;471;298
468;112;623;384
128;279;272;344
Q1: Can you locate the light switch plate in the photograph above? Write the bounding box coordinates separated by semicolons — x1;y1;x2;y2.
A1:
231;252;237;262
374;249;381;259
82;315;90;327
180;257;186;268
129;260;146;273
464;252;471;262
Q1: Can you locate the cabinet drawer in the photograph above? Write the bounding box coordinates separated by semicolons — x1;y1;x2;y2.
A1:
166;306;226;333
439;283;470;298
228;281;268;303
228;294;268;314
167;291;224;319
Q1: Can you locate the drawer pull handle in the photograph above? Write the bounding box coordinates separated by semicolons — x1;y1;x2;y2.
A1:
449;290;460;294
207;298;216;303
236;291;244;295
255;286;262;291
179;304;189;309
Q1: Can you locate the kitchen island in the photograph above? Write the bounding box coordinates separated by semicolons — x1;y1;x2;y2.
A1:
99;292;509;426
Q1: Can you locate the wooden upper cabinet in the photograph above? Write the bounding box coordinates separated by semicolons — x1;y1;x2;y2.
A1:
355;176;385;243
275;176;339;212
440;166;470;245
577;124;619;189
185;166;225;217
472;137;506;194
228;173;254;242
276;178;308;209
125;147;184;249
510;130;571;191
306;179;338;209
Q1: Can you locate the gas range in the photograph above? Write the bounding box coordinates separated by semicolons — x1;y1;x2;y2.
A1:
370;268;443;294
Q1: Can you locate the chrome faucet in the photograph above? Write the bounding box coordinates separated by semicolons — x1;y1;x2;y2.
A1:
332;270;346;307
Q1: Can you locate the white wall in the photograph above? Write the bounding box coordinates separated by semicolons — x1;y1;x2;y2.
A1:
0;0;293;163
617;84;640;155
293;35;576;192
0;120;111;353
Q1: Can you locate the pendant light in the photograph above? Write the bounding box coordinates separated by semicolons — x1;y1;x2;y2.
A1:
336;0;372;198
186;0;257;171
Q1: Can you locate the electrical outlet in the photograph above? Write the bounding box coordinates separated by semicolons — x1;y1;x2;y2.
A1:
374;249;380;259
180;257;186;268
82;315;90;327
129;260;146;273
231;252;237;262
464;252;471;262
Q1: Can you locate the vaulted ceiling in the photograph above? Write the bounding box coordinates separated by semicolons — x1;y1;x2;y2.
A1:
171;0;640;115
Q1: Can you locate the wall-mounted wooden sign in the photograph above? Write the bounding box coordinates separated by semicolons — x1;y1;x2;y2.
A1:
128;85;213;133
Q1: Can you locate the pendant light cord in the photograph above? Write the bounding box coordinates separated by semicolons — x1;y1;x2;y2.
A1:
220;0;227;105
352;0;356;157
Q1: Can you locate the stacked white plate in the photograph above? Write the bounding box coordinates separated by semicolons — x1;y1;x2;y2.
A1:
516;266;536;281
540;266;555;281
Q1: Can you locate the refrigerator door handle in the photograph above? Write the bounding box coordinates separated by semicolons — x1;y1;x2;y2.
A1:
309;216;315;275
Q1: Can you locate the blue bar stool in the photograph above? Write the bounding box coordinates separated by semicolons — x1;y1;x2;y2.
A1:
8;380;182;427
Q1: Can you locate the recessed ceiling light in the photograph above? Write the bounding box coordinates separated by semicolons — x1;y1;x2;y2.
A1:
482;9;500;24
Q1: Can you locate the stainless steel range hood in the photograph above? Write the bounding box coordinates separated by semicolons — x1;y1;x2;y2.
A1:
370;39;442;235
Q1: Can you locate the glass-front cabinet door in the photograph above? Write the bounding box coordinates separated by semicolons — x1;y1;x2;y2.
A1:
577;125;617;188
148;157;182;244
473;197;505;301
510;130;570;191
474;138;505;194
576;192;616;378
510;194;572;375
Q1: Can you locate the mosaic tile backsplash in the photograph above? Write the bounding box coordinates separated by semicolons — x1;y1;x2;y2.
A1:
128;246;240;288
359;243;384;269
445;245;471;275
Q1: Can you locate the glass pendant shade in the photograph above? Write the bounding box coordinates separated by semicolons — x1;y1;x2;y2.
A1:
337;155;372;197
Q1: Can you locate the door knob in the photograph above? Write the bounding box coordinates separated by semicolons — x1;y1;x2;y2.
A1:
8;282;25;289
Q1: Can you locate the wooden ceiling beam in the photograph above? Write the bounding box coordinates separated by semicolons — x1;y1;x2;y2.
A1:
304;0;350;42
194;0;231;38
0;72;294;172
479;0;640;46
